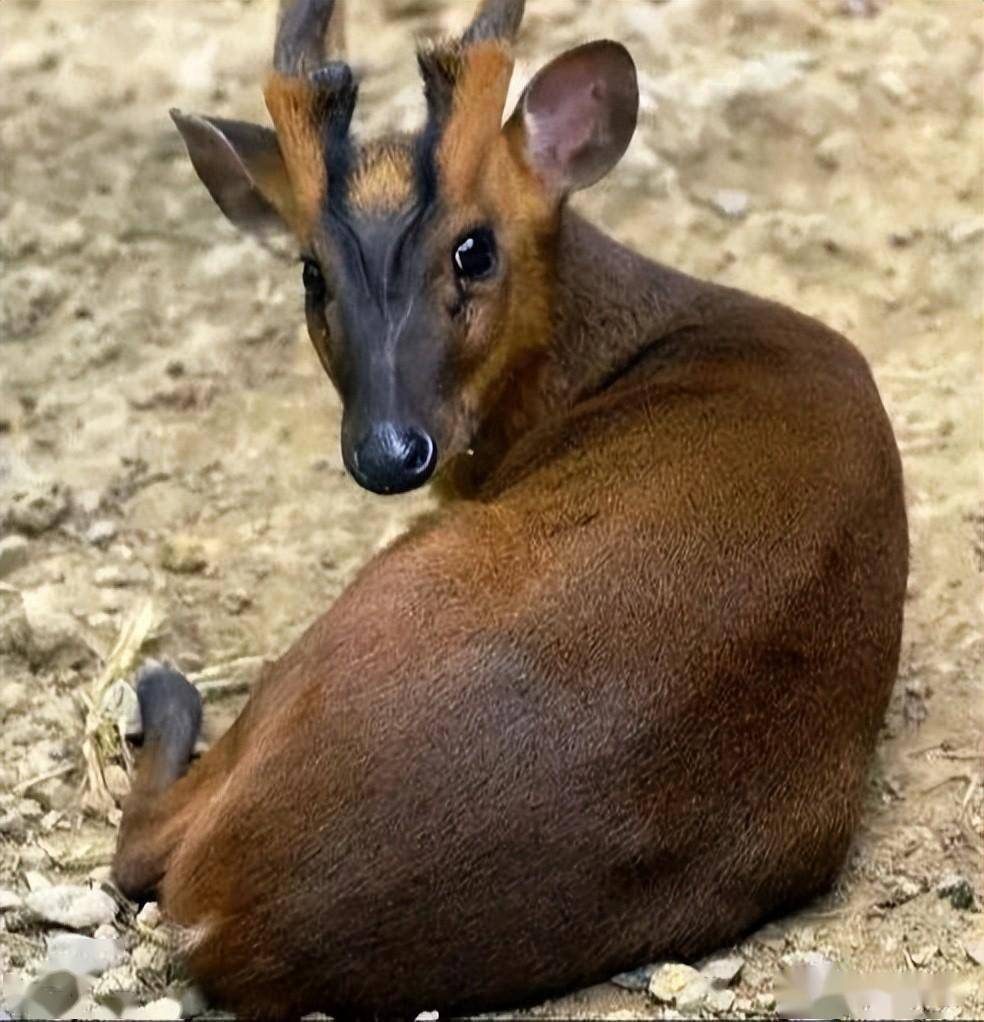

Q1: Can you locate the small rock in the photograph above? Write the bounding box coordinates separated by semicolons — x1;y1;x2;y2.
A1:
24;870;52;891
12;587;93;669
937;873;976;910
0;795;43;838
93;924;119;942
712;189;750;220
221;589;252;615
880;874;921;907
178;986;209;1018
0;535;29;578
46;933;124;976
0;888;23;911
18;970;80;1021
158;535;207;575
754;922;788;951
700;954;744;988
136;902;161;930
877;69;910;104
964;940;984;966
100;678;141;739
103;764;131;802
26;884;118;930
5;482;71;535
676;976;711;1013
754;991;776;1010
66;996;120;1021
130;997;182;1021
611;963;657;991
705;988;736;1014
648;963;707;1007
946;216;984;248
85;520;118;547
910;944;938;966
815;130;854;170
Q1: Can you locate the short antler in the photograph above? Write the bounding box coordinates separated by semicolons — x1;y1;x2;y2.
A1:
463;0;526;44
275;0;346;77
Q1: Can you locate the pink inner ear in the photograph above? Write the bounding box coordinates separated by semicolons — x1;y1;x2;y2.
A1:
527;73;603;186
520;41;637;195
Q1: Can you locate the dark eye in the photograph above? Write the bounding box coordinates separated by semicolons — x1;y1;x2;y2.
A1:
302;258;326;297
453;228;496;281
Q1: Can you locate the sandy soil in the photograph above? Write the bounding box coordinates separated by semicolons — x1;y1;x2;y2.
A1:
0;0;981;1019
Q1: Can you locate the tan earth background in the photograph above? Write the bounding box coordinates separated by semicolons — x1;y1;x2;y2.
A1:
0;0;981;1019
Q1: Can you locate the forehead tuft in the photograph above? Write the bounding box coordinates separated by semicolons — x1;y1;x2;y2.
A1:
347;136;418;215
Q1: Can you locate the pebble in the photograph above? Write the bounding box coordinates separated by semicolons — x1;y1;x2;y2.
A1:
699;954;744;988
130;999;183;1021
46;933;124;976
964;939;984;966
881;873;921;907
25;885;119;930
877;68;911;105
705;988;736;1014
85;520;118;547
136;902;161;929
610;963;657;991
909;943;938;966
4;482;71;535
13;588;93;669
17;970;80;1020
65;997;120;1021
936;873;976;910
24;870;52;891
178;986;209;1018
158;535;208;574
103;764;131;802
647;963;708;1010
815;129;854;170
0;796;43;838
712;189;750;220
0;535;29;577
0;888;23;911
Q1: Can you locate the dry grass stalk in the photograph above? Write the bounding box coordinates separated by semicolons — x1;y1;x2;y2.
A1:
79;597;159;816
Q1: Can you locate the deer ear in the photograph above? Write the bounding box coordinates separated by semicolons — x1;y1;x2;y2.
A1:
507;40;638;199
170;109;298;248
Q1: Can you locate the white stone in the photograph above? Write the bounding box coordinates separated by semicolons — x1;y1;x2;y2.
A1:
26;884;119;930
46;933;124;976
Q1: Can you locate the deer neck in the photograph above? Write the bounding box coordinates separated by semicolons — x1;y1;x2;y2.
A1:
437;209;707;499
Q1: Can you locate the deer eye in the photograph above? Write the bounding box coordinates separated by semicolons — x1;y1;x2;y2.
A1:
453;228;497;281
302;258;326;297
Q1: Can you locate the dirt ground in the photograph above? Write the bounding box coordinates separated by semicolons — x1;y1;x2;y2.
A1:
0;0;981;1018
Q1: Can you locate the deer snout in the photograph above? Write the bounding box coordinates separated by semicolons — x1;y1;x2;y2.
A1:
347;421;436;495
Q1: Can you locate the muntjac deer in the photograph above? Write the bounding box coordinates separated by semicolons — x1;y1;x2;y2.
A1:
113;0;908;1017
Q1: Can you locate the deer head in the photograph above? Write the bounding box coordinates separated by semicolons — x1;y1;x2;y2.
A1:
172;0;638;495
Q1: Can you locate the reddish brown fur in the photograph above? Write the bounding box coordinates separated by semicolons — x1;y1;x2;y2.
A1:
347;137;416;213
263;72;328;237
114;5;908;1020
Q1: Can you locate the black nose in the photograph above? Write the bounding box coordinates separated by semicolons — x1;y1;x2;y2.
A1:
349;423;437;495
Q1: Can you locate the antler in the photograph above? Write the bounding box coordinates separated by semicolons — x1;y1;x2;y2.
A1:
462;0;526;44
274;0;346;77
